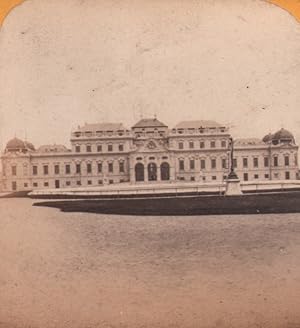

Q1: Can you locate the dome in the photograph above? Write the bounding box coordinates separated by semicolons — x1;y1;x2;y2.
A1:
5;137;35;152
24;141;35;151
272;128;295;144
262;133;273;143
6;137;26;151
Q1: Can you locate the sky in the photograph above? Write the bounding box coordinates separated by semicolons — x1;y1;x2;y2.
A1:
0;0;299;148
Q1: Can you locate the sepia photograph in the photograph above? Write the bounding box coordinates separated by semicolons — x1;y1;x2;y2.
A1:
0;0;300;327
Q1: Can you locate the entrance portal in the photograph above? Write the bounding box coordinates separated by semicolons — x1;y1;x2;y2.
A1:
12;181;17;191
148;163;157;181
160;162;170;181
135;163;144;182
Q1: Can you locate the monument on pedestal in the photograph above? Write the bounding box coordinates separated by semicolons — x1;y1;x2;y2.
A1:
225;138;242;196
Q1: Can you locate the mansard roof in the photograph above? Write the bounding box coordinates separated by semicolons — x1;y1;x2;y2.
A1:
234;138;265;146
76;123;126;132
37;144;70;153
132;118;168;128
174;120;223;129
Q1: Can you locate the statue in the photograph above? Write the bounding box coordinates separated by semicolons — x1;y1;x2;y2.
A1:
227;137;239;180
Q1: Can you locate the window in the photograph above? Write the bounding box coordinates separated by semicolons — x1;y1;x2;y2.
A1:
109;179;114;184
200;141;205;149
253;158;258;168
11;165;17;176
76;164;81;174
264;157;269;167
86;145;91;152
65;164;71;174
221;140;226;148
202;176;206;181
243;158;248;168
33;182;38;187
108;144;113;152
210;141;216;148
285;171;290;180
75;145;80;153
23;164;28;176
119;144;124;152
212;176;217;180
87;163;92;174
119;162;125;173
76;180;81;186
222;159;227;169
254;174;259;179
211;159;216;169
66;181;71;186
189;141;194;149
273;156;278;167
243;173;248;181
98;180;103;185
179;159;184;171
108;162;113;173
24;183;28;188
265;174;269;179
87;180;92;185
97;145;102;152
54;164;60;174
178;142;184;150
44;182;49;187
190;177;195;181
284;156;289;166
43;165;49;175
98;163;102;173
190;159;195;170
233;158;237;168
200;159;206;170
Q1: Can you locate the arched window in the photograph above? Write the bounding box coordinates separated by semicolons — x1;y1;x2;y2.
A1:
160;162;170;181
135;163;144;182
148;163;157;181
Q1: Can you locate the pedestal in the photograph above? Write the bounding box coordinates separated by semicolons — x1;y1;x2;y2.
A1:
225;177;242;196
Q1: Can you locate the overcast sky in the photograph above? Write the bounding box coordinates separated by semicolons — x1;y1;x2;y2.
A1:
0;0;299;148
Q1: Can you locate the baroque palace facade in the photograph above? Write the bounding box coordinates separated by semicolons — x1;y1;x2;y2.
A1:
0;118;299;192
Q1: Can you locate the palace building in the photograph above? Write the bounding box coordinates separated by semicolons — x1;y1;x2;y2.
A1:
0;118;298;192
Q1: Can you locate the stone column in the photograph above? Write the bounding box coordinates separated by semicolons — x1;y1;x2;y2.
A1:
157;162;161;181
129;157;135;184
144;162;148;182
